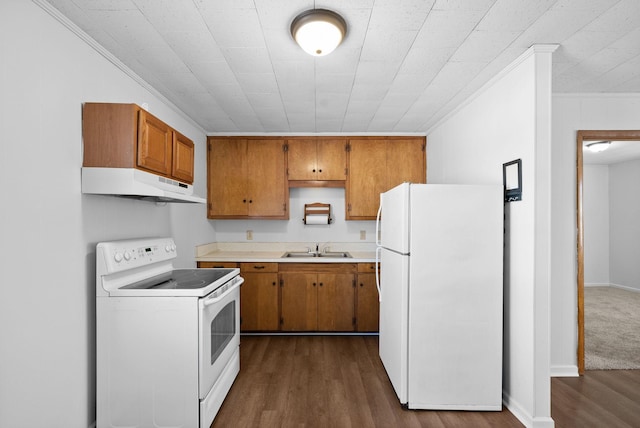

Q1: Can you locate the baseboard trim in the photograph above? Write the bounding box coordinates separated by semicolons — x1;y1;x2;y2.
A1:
585;283;640;293
550;365;579;377
585;282;611;287
503;392;533;427
503;391;555;428
610;283;640;293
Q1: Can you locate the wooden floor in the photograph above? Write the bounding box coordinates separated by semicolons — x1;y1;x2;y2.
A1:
212;335;523;427
551;369;640;428
212;335;640;428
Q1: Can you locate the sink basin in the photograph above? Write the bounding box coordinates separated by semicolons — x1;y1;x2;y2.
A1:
281;251;352;258
318;252;352;258
281;251;316;258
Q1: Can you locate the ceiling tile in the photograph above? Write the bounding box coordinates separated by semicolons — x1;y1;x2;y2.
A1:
450;29;521;63
235;73;279;94
476;0;556;32
222;48;273;74
360;29;419;62
44;0;640;133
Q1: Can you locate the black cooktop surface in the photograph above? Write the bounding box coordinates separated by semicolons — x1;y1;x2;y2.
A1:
121;268;236;290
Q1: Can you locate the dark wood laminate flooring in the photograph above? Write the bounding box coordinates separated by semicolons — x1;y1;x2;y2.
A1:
212;335;640;427
211;335;523;427
551;369;640;428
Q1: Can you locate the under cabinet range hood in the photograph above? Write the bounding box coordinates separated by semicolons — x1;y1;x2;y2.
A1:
82;167;206;203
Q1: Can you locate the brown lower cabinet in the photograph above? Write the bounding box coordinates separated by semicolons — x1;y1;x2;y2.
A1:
239;263;279;331
280;265;355;332
197;261;379;332
356;263;380;332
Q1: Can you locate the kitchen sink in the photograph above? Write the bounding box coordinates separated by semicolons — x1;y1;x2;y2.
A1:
318;252;352;258
281;251;352;258
281;251;316;258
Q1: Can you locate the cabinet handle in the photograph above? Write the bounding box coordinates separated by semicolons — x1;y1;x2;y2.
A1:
272;282;276;286
253;265;265;270
243;199;247;203
249;199;253;203
360;283;364;287
319;282;323;287
312;169;316;172
313;282;317;286
319;169;322;173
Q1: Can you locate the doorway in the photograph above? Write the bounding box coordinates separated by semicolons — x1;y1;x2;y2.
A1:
576;130;640;374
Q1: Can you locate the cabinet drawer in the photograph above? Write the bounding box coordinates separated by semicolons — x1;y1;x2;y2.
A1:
279;263;356;274
240;262;278;273
198;262;239;269
358;263;377;273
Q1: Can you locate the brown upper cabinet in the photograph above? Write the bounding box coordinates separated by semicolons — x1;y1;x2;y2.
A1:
207;137;289;219
346;137;426;220
287;137;347;185
83;103;194;184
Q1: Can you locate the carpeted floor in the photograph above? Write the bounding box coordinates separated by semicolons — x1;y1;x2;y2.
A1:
585;286;640;370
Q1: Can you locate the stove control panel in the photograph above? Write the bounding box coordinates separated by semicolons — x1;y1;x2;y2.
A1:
97;237;177;274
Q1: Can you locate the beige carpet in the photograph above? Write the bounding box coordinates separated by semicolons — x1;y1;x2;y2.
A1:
585;286;640;370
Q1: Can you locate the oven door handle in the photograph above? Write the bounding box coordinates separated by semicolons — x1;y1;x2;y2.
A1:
202;277;244;307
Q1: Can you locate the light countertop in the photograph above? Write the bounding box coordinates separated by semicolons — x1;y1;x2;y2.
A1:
195;242;376;264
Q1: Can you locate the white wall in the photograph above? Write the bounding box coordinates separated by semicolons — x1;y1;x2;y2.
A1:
550;94;640;376
583;165;610;285
427;46;555;428
0;2;211;427
609;158;640;291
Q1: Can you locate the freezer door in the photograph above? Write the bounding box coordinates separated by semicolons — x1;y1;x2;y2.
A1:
380;183;410;254
378;248;410;404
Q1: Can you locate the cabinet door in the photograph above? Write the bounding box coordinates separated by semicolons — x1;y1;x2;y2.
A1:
172;130;194;184
317;138;347;181
287;139;317;180
346;139;387;219
356;273;380;332
280;273;317;331
386;138;425;189
317;273;355;331
247;139;288;218
240;272;279;331
208;138;248;217
137;109;173;176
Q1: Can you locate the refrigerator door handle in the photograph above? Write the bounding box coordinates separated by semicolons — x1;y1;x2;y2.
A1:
375;246;382;301
375;202;382;247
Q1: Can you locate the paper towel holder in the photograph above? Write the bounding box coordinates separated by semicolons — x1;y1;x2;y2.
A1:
303;203;332;224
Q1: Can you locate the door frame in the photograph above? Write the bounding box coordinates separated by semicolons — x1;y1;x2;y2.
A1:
576;129;640;374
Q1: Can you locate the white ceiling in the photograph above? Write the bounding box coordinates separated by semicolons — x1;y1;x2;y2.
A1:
43;0;640;134
583;140;640;164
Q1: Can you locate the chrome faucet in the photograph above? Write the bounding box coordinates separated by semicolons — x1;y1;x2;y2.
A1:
315;243;319;253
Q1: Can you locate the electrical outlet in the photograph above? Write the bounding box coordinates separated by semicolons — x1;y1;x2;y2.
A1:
360;230;366;240
246;230;253;240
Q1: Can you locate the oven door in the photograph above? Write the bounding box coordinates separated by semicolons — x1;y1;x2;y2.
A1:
198;275;242;399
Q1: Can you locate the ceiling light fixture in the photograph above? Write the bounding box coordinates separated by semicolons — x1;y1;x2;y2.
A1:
290;9;347;57
586;141;611;153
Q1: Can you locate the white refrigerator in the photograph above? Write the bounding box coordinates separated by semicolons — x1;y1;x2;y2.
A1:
376;183;503;410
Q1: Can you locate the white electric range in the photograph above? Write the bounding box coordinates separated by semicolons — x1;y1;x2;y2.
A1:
95;237;243;428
